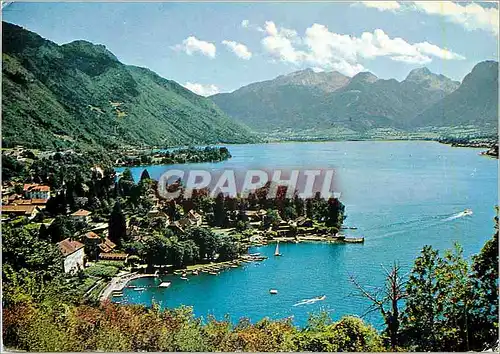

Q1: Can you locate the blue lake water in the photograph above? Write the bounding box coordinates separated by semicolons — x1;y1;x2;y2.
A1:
115;141;498;327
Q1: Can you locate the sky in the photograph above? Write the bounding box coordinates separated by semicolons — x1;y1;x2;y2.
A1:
2;1;498;96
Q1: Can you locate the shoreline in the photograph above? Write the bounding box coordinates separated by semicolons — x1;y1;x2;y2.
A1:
99;255;268;302
99;237;361;302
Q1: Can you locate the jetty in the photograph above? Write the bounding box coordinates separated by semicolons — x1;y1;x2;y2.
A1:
99;272;158;301
263;235;365;244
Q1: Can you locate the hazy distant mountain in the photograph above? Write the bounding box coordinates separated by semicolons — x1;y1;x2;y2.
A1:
2;22;257;150
412;61;498;129
211;66;462;132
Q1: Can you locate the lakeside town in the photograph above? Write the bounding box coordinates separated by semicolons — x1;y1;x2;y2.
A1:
2;144;352;304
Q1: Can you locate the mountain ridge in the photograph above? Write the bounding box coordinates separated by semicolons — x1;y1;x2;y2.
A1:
2;21;257;150
211;64;472;132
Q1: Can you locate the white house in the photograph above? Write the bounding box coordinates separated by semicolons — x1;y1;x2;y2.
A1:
71;209;92;223
58;238;85;273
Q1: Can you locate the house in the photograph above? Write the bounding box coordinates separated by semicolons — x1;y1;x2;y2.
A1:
99;237;117;253
295;216;313;228
10;198;48;209
58;238;85;273
1;205;39;219
83;231;101;254
71;209;92;222
99;253;128;261
168;221;185;234
187;210;202;226
23;184;51;200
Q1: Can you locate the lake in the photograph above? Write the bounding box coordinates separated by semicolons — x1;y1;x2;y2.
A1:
115;141;498;327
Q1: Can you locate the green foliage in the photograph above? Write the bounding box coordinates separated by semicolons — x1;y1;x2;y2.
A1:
83;264;119;279
401;229;499;351
294;314;384;352
2;22;257;150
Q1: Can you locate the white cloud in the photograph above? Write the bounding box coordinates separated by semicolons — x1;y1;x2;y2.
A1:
357;1;401;11
261;21;306;65
357;1;498;36
259;21;465;76
412;1;499;35
183;82;220;96
241;19;250;28
414;41;466;60
173;36;216;58
222;40;252;60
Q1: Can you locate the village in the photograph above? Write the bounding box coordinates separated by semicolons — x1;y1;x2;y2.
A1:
2;145;362;302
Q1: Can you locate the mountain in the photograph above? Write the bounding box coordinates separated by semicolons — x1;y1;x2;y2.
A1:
2;22;257;150
211;69;349;131
211;66;463;133
412;61;498;129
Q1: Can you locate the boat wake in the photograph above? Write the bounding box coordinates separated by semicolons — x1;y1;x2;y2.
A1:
368;210;473;241
442;210;473;221
293;296;326;307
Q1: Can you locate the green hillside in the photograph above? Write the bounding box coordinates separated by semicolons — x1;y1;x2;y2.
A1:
412;61;498;129
2;22;257;150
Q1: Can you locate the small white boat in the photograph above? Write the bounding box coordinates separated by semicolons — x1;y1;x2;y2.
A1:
192;270;199;275
209;271;218;275
133;287;146;291
180;276;189;280
274;241;282;257
269;289;278;294
112;293;123;297
159;282;171;288
463;209;473;216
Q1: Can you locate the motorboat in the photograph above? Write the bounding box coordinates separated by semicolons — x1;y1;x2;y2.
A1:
133;287;146;291
180;276;189;280
269;289;278;294
463;209;473;216
159;281;171;288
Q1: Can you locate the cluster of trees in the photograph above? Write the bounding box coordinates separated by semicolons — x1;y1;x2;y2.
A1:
160;183;345;231
116;146;232;167
123;227;241;269
2;209;498;352
2;301;384;352
352;210;499;351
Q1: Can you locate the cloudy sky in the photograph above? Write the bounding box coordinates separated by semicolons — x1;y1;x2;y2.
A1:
3;1;498;96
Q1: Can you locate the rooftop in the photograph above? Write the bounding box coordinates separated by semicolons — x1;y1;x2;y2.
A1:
58;238;85;257
71;209;91;216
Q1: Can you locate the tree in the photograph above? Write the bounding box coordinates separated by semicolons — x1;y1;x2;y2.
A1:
294;314;383;352
140;169;151;183
213;193;226;227
400;245;444;351
264;209;281;229
350;262;406;350
109;201;127;246
218;237;240;261
186;227;220;261
469;208;499;350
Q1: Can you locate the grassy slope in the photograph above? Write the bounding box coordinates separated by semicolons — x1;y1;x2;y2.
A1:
2;22;257;150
